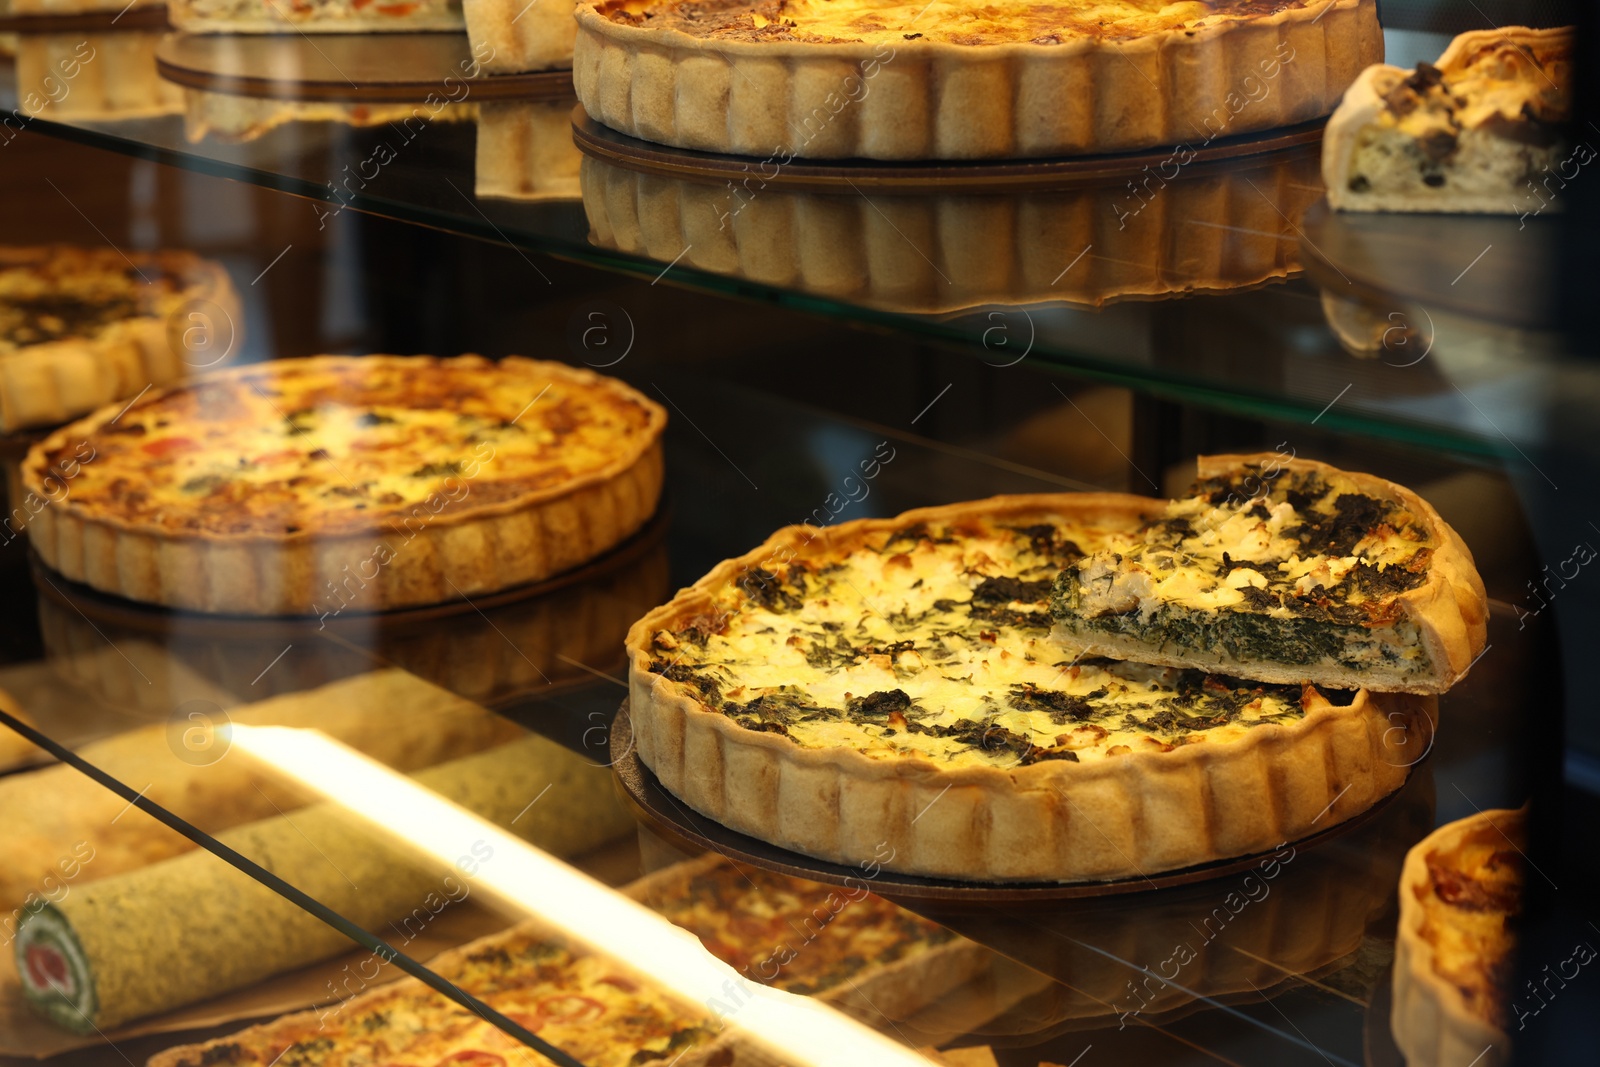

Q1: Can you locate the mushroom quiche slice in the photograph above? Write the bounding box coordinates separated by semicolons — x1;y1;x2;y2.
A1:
626;494;1431;883
1050;454;1487;695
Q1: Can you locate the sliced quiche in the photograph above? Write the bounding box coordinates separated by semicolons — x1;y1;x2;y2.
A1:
626;493;1432;883
1050;454;1487;694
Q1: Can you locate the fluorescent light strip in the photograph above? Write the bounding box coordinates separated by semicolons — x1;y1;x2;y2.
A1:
231;725;933;1067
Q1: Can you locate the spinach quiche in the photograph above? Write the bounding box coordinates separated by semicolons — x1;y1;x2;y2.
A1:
625;494;1431;883
1324;26;1573;213
1392;806;1527;1067
0;246;239;433
21;355;665;615
1050;454;1487;694
574;0;1381;160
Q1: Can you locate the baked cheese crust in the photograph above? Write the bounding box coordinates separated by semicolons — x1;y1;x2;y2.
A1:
0;246;239;433
169;0;465;33
1324;26;1574;213
1392;807;1526;1067
574;0;1381;159
601;0;1305;45
1050;454;1487;694
147;924;724;1067
22;355;666;614
627;493;1430;882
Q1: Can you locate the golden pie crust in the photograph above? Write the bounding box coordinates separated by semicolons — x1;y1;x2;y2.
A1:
465;0;577;73
626;493;1431;882
14;33;182;122
580;145;1320;313
1392;806;1525;1067
21;355;666;615
574;0;1382;160
0;246;239;434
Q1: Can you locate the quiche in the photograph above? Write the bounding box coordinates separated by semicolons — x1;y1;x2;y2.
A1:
1049;454;1487;694
145;921;728;1067
1392;807;1526;1067
625;493;1431;883
1324;26;1574;213
168;0;465;33
20;355;666;614
574;0;1381;160
466;0;579;74
0;246;239;433
629;852;986;1019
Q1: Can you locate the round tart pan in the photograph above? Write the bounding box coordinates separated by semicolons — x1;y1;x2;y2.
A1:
611;698;1419;905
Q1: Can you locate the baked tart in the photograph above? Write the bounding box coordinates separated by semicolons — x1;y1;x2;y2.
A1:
0;246;239;433
574;0;1382;160
21;355;665;614
1392;806;1527;1067
1324;26;1574;213
625;491;1431;882
1049;454;1487;694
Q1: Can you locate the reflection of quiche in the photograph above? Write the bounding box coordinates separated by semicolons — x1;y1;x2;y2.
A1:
0;246;239;433
147;922;725;1067
168;0;465;33
22;355;666;614
1050;454;1486;694
625;493;1430;882
1324;26;1573;213
574;0;1381;159
1392;806;1526;1067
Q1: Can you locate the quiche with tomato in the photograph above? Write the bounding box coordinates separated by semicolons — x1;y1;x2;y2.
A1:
1392;806;1528;1067
574;0;1381;160
21;355;666;614
625;489;1432;882
168;0;465;33
0;245;238;433
146;924;728;1067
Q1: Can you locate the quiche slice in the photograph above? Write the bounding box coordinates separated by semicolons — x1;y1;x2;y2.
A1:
0;245;239;433
1392;806;1526;1067
574;0;1381;160
1049;454;1486;694
626;494;1432;883
1324;26;1574;213
20;355;665;615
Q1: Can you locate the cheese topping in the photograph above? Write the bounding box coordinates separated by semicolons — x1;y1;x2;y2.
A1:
39;356;661;537
649;513;1327;769
0;247;191;353
599;0;1313;46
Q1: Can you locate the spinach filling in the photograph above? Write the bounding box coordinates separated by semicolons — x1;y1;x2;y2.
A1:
1052;571;1427;674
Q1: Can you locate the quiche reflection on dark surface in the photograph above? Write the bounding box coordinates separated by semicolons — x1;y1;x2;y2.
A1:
0;246;238;433
625;473;1436;883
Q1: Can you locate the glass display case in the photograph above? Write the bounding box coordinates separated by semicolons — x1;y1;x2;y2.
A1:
1;2;1595;1067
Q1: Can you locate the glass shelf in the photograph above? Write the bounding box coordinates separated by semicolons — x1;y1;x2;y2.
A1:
2;24;1587;465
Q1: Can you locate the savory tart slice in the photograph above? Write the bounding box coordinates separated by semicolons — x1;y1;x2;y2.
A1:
21;355;665;614
1050;454;1486;694
1324;26;1574;213
0;245;239;433
1392;806;1526;1067
167;0;465;33
628;852;985;1019
574;0;1381;160
626;494;1431;883
145;921;727;1067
